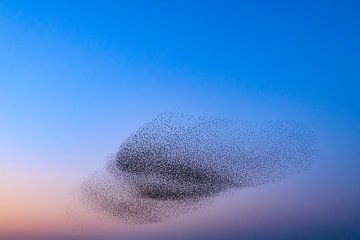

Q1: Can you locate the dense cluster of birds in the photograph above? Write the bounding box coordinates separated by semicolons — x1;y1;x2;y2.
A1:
80;112;315;224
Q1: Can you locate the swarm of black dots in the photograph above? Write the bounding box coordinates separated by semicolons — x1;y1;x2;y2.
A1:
80;112;315;224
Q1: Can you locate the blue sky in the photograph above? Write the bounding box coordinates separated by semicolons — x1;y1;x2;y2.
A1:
0;1;359;239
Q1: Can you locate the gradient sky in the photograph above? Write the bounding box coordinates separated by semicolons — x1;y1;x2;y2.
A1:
1;1;360;239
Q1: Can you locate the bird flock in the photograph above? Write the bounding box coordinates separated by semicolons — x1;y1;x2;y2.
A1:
79;112;315;224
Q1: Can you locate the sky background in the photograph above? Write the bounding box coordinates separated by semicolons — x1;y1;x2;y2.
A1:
0;1;359;239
